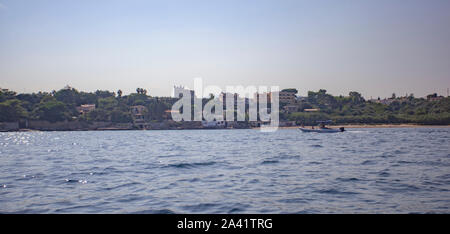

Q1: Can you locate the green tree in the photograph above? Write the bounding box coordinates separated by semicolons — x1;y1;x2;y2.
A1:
349;91;365;104
281;88;298;94
98;96;118;110
0;89;17;102
85;109;109;122
95;90;115;99
54;87;80;106
0;99;28;122
32;97;70;122
110;109;132;123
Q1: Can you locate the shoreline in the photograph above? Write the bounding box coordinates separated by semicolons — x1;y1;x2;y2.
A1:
0;124;448;132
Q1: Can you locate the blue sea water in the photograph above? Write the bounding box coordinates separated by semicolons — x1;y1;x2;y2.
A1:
0;128;449;213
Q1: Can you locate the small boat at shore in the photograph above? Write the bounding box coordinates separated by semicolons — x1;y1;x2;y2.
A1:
299;120;345;133
299;127;344;133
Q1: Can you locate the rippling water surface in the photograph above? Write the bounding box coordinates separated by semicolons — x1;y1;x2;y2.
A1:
1;128;449;213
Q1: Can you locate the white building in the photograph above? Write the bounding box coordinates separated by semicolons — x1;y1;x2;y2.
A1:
172;85;195;98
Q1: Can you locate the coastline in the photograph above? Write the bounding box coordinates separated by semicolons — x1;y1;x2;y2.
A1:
1;123;448;132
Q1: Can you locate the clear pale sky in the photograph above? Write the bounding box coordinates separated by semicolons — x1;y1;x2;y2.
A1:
0;0;449;98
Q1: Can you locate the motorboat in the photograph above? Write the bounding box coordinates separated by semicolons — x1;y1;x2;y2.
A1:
299;120;344;133
299;127;344;133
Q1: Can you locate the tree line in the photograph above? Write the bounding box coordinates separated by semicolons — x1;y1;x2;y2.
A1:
283;89;450;125
0;87;449;125
0;87;176;123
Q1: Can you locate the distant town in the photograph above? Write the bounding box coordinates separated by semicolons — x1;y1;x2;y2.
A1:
0;86;449;131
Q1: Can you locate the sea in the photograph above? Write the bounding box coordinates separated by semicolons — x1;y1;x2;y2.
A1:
0;128;449;213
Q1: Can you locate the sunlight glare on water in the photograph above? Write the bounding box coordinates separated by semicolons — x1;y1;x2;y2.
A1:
0;128;449;213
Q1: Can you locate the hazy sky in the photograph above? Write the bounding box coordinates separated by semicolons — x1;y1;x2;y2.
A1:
0;0;449;98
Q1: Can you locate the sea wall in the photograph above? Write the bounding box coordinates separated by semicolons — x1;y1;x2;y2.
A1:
279;121;297;127
0;122;19;131
2;120;254;131
148;121;203;130
27;120;133;131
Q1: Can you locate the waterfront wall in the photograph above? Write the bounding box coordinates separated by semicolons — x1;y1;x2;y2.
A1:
27;120;133;131
147;121;203;130
0;122;19;131
0;120;254;131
